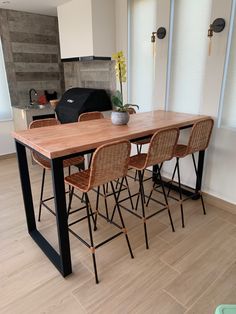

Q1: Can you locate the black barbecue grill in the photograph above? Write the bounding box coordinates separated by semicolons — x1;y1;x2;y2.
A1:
55;87;112;124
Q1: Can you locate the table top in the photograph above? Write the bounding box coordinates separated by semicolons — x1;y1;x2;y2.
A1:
12;110;210;159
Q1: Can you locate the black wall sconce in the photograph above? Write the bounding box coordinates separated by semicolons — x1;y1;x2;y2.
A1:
151;27;166;42
208;18;225;56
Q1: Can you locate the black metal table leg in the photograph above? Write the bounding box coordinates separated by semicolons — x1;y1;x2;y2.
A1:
15;140;72;277
51;157;72;276
195;150;205;193
15;141;36;232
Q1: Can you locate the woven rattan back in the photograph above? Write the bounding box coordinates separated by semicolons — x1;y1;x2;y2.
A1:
29;118;59;166
29;118;59;129
78;111;104;122
88;140;131;190
126;108;136;115
145;128;179;168
186;118;214;155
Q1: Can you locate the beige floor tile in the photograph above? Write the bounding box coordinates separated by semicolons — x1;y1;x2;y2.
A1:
164;232;236;307
186;262;236;314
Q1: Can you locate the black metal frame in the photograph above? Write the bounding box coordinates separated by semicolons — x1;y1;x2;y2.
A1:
15;140;72;277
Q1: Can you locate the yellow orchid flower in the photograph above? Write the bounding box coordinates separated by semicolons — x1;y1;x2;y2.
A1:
112;50;128;109
113;50;127;85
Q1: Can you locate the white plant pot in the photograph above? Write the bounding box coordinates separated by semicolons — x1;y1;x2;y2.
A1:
111;111;130;125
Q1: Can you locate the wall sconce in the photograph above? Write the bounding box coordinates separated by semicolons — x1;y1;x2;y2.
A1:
151;27;166;43
151;27;166;80
208;18;225;56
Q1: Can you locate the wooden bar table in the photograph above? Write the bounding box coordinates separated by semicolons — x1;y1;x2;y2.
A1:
12;110;210;277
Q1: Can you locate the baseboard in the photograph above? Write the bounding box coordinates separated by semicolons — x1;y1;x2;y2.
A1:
0;153;16;160
148;172;236;214
203;193;236;214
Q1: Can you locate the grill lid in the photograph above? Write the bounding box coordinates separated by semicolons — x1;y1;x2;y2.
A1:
55;88;112;124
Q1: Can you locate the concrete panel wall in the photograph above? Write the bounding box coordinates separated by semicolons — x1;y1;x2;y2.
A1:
0;8;64;108
63;60;116;95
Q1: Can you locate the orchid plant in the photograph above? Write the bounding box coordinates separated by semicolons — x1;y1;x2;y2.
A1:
112;51;139;112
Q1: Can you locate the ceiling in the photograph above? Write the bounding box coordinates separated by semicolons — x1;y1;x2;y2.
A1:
0;0;70;16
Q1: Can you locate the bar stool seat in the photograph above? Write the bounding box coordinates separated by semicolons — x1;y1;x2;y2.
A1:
33;153;84;170
129;153;147;169
174;144;188;157
65;169;91;192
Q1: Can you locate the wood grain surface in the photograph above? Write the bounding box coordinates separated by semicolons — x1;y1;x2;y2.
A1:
12;111;210;159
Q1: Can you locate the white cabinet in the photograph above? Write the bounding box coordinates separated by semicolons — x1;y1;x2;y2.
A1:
57;0;116;60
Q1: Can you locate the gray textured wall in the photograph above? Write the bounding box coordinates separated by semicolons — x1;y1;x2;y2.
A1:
0;9;64;107
63;60;116;96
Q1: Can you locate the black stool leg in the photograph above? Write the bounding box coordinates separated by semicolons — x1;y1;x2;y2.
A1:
146;180;156;207
146;165;162;207
110;181;134;259
167;161;177;197
192;154;206;215
94;186;100;231
176;158;184;228
157;165;175;232
67;186;74;213
85;193;99;284
38;168;46;222
110;177;125;222
124;176;134;210
138;170;149;249
102;184;109;220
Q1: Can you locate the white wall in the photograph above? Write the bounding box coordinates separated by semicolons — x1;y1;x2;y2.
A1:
0;120;15;156
115;0;129;102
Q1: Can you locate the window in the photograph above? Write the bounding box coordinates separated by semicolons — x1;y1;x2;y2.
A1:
219;0;236;129
167;0;212;114
128;0;158;112
0;37;12;121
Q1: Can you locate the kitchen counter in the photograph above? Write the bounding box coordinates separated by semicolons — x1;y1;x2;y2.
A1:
12;105;55;131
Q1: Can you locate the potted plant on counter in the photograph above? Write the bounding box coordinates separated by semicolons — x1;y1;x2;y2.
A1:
111;51;139;125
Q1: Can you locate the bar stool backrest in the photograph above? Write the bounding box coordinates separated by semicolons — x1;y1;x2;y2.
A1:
88;140;131;190
186;118;214;155
145;128;179;168
78;111;104;121
29;118;60;165
29;118;59;129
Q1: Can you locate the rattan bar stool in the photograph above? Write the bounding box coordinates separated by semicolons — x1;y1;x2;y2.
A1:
65;140;134;284
164;118;214;228
121;128;179;249
75;111;134;219
29;118;84;221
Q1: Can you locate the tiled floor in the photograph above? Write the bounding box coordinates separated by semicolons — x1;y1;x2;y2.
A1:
0;156;235;313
